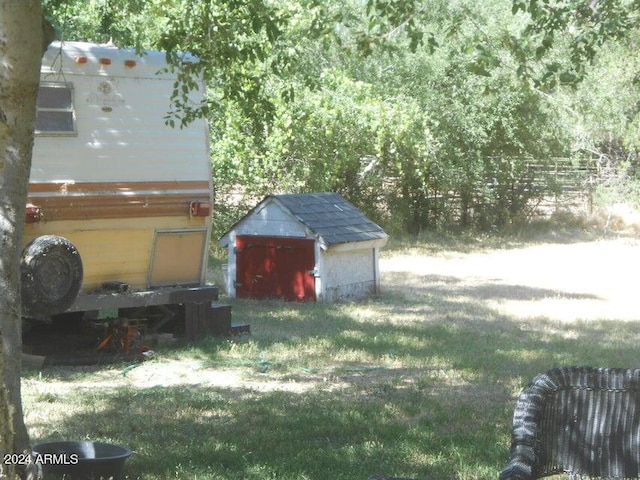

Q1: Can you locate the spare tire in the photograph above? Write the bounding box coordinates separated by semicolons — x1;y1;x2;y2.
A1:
21;235;83;318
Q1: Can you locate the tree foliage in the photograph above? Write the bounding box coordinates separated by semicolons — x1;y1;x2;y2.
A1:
209;0;570;233
0;0;634;475
512;0;640;87
41;0;640;234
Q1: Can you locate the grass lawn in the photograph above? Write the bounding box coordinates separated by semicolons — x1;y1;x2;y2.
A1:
21;234;640;479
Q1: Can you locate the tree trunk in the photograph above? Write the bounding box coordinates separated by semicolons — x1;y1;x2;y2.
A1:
0;2;54;478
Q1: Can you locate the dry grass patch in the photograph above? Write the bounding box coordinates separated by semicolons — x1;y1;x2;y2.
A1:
20;236;640;479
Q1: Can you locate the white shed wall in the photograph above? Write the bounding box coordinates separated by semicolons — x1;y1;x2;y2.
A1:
222;201;311;240
320;248;376;302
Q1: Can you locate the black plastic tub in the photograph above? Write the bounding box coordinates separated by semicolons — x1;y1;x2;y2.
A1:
32;441;132;480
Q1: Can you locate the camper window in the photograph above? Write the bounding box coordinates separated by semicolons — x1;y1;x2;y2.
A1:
35;82;76;135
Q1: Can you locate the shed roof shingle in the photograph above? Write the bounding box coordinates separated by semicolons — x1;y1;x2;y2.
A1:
271;192;387;246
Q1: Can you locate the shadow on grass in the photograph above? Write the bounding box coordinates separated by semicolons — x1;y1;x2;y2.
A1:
215;273;623;379
31;377;508;480
104;278;640;479
27;264;640;480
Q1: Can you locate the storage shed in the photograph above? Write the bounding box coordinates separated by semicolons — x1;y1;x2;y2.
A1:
219;192;388;302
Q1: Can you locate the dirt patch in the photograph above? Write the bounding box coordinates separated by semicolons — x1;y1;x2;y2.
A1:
24;237;640;394
381;237;640;322
27;360;341;395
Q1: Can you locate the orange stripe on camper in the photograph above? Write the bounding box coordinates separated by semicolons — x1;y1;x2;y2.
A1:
27;181;211;221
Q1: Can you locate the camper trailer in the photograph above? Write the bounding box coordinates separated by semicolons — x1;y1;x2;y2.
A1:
22;41;218;326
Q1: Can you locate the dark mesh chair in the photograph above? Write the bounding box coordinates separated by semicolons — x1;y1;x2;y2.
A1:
500;366;640;480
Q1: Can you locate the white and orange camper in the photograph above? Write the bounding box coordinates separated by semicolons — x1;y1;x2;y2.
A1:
22;41;219;329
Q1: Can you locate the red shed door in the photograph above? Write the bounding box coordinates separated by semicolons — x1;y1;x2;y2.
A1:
235;236;316;301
